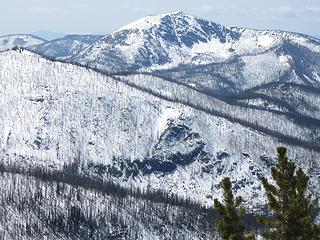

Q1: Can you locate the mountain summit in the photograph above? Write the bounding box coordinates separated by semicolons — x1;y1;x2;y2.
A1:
114;11;236;44
71;12;239;71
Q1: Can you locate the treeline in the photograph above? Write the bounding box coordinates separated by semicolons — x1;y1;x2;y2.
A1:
0;160;205;213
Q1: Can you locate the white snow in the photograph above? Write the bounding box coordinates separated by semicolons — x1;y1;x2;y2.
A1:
0;34;45;52
155;106;182;137
71;12;320;75
290;35;320;53
257;34;274;47
278;54;291;65
191;38;232;59
115;14;163;33
116;32;145;63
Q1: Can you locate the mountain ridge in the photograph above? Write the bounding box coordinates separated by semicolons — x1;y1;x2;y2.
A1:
29;34;104;60
0;34;46;52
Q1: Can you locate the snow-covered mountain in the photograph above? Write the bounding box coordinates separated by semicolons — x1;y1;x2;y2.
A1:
0;50;319;212
69;11;320;76
29;35;103;60
71;11;238;71
1;12;320;238
0;34;46;52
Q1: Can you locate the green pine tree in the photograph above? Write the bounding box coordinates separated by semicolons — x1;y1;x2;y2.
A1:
214;177;254;240
259;147;319;240
313;225;320;239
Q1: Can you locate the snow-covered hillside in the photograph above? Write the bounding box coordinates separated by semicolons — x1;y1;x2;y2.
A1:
28;35;103;60
69;11;320;74
0;34;46;52
116;74;320;148
0;50;319;210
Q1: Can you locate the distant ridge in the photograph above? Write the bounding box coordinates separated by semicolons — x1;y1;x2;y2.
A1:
0;34;46;51
29;34;103;59
30;31;66;41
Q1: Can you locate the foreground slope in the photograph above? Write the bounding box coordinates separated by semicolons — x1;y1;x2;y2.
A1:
0;50;319;210
0;34;46;52
0;171;215;240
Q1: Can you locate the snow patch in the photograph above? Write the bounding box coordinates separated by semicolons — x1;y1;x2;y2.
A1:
191;38;231;59
257;34;274;47
278;54;292;66
117;33;144;63
115;15;163;33
155;107;182;137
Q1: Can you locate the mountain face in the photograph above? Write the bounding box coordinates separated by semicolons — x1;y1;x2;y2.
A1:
0;50;319;212
0;34;46;52
71;11;239;71
29;35;103;60
153;36;320;94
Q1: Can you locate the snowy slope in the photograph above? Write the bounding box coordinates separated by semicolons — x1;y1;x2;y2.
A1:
70;12;320;75
0;34;46;52
28;35;103;60
0;50;319;210
116;73;320;148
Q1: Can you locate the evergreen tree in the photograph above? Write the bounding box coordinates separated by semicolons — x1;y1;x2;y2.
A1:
259;147;319;240
313;225;320;240
214;177;253;240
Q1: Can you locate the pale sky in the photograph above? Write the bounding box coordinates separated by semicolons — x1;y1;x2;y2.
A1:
1;0;320;37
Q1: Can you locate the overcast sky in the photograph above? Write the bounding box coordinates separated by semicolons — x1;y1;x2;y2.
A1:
1;0;320;37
